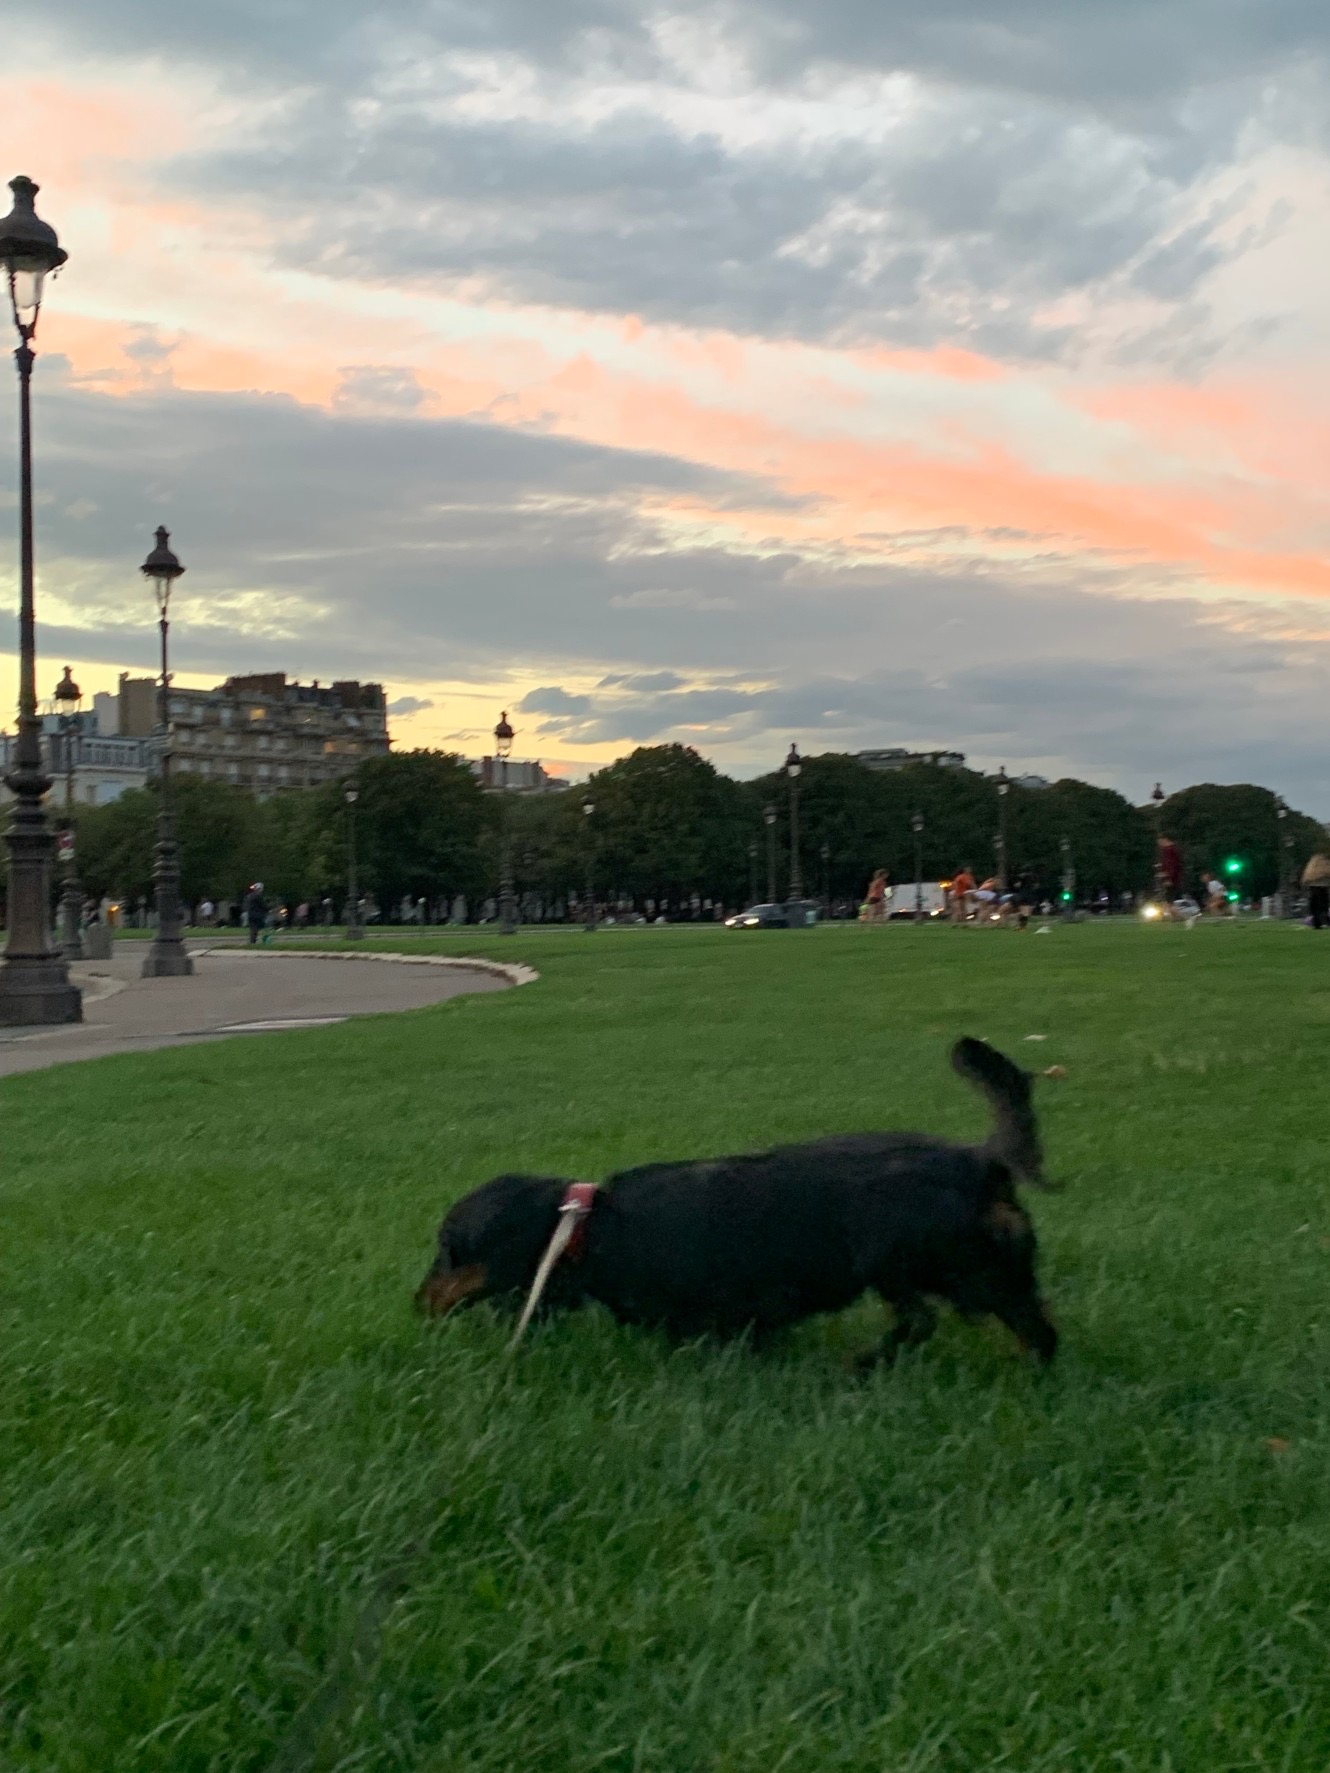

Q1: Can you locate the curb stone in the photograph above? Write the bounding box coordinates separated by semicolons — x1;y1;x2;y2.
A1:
191;947;539;989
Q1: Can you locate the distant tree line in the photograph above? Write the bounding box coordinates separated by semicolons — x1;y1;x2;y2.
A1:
47;744;1328;921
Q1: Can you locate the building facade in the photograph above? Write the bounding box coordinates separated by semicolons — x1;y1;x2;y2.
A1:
855;748;967;771
471;757;567;793
166;674;389;795
0;722;153;808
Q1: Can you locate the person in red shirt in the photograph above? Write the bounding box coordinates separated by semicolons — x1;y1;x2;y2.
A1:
950;866;976;923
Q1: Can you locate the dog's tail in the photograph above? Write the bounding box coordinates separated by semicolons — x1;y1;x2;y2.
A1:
951;1037;1055;1190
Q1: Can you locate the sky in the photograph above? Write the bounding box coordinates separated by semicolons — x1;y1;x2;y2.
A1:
2;1;1330;809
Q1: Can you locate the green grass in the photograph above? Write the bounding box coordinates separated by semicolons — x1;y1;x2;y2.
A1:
4;922;1330;1772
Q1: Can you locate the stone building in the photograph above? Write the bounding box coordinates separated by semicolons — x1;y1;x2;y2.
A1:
166;673;390;794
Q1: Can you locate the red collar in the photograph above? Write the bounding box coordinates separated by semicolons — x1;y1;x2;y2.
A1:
559;1182;598;1262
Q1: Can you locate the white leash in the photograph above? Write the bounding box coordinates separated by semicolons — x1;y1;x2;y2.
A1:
506;1192;596;1356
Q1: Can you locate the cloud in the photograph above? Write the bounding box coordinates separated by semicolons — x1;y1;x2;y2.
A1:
387;694;434;716
3;370;1329;809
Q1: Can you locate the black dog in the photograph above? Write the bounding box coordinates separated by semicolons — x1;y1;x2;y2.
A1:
416;1038;1058;1365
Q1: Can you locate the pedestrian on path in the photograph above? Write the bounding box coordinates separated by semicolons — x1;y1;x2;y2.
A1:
244;882;267;946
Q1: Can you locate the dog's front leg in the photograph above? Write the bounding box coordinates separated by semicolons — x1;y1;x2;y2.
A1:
853;1295;937;1374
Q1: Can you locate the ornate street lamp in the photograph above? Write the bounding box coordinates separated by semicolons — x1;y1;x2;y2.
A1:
582;788;596;933
995;765;1010;894
139;527;192;977
0;175;81;1023
53;665;83;960
785;743;803;901
1059;835;1076;921
344;782;364;939
911;810;924;922
820;839;831;911
763;801;777;903
1150;781;1167;902
747;837;758;908
495;711;516;935
1277;797;1293;919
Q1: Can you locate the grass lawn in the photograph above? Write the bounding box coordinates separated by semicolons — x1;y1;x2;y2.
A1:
4;921;1330;1772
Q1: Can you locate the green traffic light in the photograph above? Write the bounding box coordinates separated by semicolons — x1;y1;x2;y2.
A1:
1223;857;1243;875
1060;891;1073;902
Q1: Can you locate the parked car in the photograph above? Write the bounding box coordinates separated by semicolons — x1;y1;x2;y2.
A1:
724;900;821;929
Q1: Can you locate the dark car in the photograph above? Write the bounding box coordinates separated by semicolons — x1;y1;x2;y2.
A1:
724;900;820;929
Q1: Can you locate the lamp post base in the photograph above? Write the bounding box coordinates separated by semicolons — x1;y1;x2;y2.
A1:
0;956;83;1025
141;938;194;978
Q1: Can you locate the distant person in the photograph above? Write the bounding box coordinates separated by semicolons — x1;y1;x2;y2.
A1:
863;868;889;923
1201;871;1228;917
950;866;975;923
1012;871;1038;929
1157;836;1183;914
1303;853;1330;930
244;882;267;946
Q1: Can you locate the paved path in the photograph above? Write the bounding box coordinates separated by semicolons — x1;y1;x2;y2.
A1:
0;944;517;1080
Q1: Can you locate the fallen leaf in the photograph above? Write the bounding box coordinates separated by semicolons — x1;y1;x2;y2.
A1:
1024;1034;1048;1042
1043;1065;1068;1080
1265;1438;1291;1456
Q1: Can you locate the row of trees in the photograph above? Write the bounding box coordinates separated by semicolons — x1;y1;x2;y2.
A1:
57;745;1327;918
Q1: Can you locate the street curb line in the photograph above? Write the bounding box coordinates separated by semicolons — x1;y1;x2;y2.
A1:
191;948;539;988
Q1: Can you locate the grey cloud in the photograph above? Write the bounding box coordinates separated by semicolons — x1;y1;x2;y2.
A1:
387;694;434;715
26;0;1330;110
333;366;429;415
170;89;1234;362
6;374;1329;812
23;0;1298;362
518;687;593;716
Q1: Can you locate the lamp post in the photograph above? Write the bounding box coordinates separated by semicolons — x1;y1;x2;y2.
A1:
995;766;1009;894
1059;836;1076;921
1150;781;1166;903
820;840;831;912
495;711;516;935
763;801;777;902
1276;798;1292;919
912;811;924;922
0;175;81;1024
344;783;364;939
582;789;596;932
139;527;192;978
747;838;758;908
785;743;803;901
53;665;83;960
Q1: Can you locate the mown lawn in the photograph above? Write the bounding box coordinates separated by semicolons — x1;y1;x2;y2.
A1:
3;921;1330;1772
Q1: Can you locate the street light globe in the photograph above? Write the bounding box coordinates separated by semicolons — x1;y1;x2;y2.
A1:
0;176;67;333
763;802;776;827
344;784;359;805
997;765;1009;798
53;665;81;710
494;710;514;760
140;526;185;618
785;742;802;779
911;811;924;835
582;791;594;817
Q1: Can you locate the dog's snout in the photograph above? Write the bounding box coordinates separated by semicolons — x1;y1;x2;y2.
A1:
415;1263;489;1317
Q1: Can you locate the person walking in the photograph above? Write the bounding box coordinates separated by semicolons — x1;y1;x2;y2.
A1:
863;868;890;924
243;881;267;946
1302;853;1330;929
950;865;975;924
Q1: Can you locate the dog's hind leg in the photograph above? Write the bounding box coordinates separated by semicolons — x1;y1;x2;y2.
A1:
853;1293;938;1373
991;1294;1058;1363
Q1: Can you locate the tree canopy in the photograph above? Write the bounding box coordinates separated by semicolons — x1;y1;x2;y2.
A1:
49;747;1327;918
